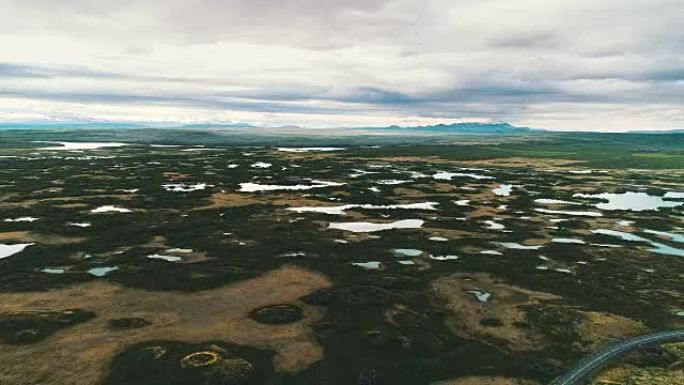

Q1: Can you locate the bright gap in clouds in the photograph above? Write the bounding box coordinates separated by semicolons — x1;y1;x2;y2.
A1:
0;0;683;131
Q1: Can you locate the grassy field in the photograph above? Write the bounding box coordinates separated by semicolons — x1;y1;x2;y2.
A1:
3;128;682;169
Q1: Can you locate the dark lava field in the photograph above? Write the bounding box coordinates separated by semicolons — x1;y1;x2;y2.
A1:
0;139;682;385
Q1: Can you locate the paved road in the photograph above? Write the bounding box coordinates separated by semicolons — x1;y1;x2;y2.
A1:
551;329;684;385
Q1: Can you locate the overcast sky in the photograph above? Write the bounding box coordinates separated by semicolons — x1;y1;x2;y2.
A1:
1;0;683;131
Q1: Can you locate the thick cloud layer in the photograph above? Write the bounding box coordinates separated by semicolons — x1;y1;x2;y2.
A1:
1;0;682;130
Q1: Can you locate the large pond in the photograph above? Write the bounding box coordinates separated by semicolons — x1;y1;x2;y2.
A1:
0;243;34;259
575;192;683;211
591;229;684;257
328;219;424;233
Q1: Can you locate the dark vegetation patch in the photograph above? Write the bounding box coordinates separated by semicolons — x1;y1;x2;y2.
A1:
0;309;95;344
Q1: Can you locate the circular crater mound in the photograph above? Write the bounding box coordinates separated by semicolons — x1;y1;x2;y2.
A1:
105;341;266;385
180;351;220;368
339;285;391;306
11;328;43;344
179;347;254;384
249;304;303;325
144;345;167;359
0;308;95;345
385;306;425;328
109;317;152;330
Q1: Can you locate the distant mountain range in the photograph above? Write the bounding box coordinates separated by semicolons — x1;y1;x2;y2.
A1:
176;122;257;129
174;122;533;133
381;122;534;134
631;129;684;134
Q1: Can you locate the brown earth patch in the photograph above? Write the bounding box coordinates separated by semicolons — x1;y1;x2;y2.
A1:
0;194;136;209
0;231;30;241
0;265;330;385
0;200;40;209
458;184;513;203
422;228;483;240
432;272;560;351
143;235;167;248
591;366;684;385
0;232;85;245
392;188;427;198
572;218;639;236
516;238;548;246
61;194;134;202
195;192;335;210
326;230;384;243
550;184;605;193
330;190;351;196
52;202;89;209
83;188;109;194
139;236;211;263
194;192;262;209
432;376;539;385
69;174;118;181
431;183;457;193
467;205;511;218
350;156;456;164
32;187;64;195
576;311;647;350
171;250;209;264
162;172;191;180
460;157;581;168
142;237;211;263
31;234;87;245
